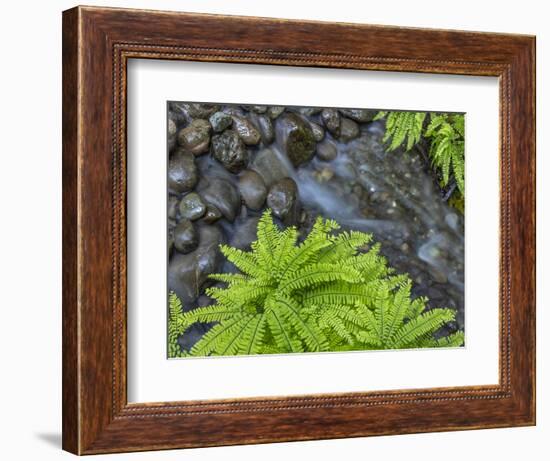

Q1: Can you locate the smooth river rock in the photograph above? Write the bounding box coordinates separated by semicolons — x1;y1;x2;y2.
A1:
238;169;268;211
178;192;206;221
339;118;360;142
338;108;377;123
177;119;211;155
256;115;274;144
316;140;338;161
168;150;198;194
231;115;261;145
250;148;294;187
199;177;241;222
321;108;341;137
173;219;198;254
168;225;224;306
267;177;300;224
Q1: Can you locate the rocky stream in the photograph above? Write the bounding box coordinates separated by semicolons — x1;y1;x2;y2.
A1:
167;103;464;350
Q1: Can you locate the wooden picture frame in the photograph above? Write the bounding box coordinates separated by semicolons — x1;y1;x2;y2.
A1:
62;5;536;455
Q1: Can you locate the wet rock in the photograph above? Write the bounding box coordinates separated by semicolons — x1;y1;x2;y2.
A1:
321;108;341;137
267;106;285;119
179;192;206;221
209;111;232;133
195;225;224;277
339;108;376;123
168;105;187;124
231;115;261;145
177;119;211;155
168;118;177;137
298;107;322;116
250;148;294;187
310;122;325;142
211;130;249;173
168;225;224;305
256;115;274;144
316;140;338;161
173;219;198;254
168;150;198;194
267;178;300;224
175;102;220;119
168;195;179;220
168;118;177;152
202;204;222;224
199;177;241;222
339;118;360;142
249;105;267;114
276;113;316;166
238;170;267;211
229;216;261;250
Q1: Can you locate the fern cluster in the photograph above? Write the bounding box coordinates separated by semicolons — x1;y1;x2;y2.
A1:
168;210;463;357
375;111;465;197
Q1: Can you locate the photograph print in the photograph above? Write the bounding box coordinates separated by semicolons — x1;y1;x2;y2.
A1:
166;102;465;358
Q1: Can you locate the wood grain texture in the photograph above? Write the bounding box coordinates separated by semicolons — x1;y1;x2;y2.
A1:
62;5;536;455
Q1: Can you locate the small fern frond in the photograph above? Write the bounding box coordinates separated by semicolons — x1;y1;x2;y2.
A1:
190;315;252;356
379;111;427;151
269;296;328;352
266;310;304;353
220;245;263;278
392;308;456;349
251;209;281;268
279;263;362;293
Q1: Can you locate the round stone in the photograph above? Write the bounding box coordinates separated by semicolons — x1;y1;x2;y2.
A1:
231;115;261;145
173;219;198;254
316;140;338;161
168;150;198;193
321;108;341;137
177;119;212;155
267;177;300;224
238;170;268;211
178;192;206;220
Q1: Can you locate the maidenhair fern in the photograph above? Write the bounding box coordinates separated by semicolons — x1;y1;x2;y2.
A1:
425;114;465;194
375;111;427;151
168;210;464;357
168;292;188;358
375;111;465;199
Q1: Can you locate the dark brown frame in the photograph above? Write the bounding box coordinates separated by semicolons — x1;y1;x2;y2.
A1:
62;5;536;455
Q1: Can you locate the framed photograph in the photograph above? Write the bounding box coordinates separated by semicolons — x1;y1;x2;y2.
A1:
62;5;536;455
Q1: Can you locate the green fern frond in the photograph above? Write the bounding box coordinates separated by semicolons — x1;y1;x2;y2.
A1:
377;111;427;152
268;295;328;352
168;292;187;358
392;308;456;348
279;263;362;293
220;245;263;278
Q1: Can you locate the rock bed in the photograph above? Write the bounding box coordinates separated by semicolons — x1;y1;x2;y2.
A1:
167;102;464;349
